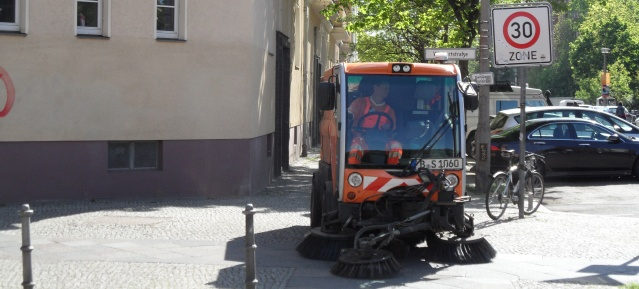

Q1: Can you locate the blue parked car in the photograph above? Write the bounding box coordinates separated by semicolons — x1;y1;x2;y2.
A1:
491;118;639;177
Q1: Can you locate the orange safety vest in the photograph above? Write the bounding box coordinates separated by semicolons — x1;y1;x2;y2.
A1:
358;97;394;130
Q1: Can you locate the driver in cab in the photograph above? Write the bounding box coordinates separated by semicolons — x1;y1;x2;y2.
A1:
347;78;401;165
348;79;396;130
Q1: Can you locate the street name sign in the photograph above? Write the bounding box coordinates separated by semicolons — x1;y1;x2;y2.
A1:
424;48;476;60
491;3;553;67
471;72;495;85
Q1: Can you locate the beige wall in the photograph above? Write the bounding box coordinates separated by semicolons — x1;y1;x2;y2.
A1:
0;0;277;141
0;0;349;142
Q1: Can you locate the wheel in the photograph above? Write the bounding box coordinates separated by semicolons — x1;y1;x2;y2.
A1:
485;173;509;220
633;158;639;178
523;172;544;215
310;172;322;227
466;131;476;159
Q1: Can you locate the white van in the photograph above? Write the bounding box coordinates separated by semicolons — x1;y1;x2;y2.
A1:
465;83;548;153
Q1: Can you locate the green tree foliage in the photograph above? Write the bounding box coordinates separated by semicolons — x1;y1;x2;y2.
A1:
569;0;639;106
325;0;479;76
527;12;579;99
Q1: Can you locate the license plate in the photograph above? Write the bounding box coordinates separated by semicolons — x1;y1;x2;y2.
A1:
419;158;463;170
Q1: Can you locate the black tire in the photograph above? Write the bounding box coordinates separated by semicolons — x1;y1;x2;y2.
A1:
633;158;639;178
485;173;509;220
323;181;336;215
523;172;544;215
310;172;322;227
466;131;476;159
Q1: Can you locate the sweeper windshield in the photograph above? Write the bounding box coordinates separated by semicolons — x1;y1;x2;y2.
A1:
345;74;462;168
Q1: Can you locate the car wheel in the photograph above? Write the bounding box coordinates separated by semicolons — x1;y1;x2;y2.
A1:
633;158;639;178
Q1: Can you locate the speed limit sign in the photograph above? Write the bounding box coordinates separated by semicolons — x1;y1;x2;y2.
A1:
492;3;553;67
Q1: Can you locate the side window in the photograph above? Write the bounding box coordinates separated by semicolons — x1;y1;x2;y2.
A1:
541;111;562;118
529;124;556;139
589;124;613;141
548;123;574;139
565;110;584;119
490;113;509;130
496;100;517;112
608;115;634;132
573;123;596;140
525;100;545;107
156;0;187;40
586;112;615;130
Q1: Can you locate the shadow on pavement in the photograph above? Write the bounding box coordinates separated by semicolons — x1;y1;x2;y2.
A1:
222;224;476;288
544;256;639;287
545;175;638;187
0;160;316;232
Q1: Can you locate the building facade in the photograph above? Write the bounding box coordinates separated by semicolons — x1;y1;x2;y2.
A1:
0;0;352;203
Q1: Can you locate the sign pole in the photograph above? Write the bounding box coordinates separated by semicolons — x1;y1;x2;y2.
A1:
517;67;527;219
476;0;491;196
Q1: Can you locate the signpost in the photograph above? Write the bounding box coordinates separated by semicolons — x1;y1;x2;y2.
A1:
471;72;495;86
491;3;553;218
424;48;476;61
492;4;553;67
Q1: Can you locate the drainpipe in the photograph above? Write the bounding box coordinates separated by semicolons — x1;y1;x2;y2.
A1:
301;1;310;157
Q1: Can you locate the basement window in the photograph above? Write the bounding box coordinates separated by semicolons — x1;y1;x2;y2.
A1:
108;141;161;170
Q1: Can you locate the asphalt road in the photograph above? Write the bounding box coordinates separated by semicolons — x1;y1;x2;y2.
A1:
543;176;639;218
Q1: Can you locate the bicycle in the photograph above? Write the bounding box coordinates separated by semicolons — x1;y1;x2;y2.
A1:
485;150;545;220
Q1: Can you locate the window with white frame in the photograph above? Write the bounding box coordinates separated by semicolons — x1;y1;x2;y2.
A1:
156;0;186;40
77;0;100;34
0;0;19;32
108;141;162;170
77;0;110;36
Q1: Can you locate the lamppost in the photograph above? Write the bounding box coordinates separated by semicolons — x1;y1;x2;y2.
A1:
601;47;611;105
601;47;610;73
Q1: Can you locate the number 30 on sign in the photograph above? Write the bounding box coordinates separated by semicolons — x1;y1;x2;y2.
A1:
491;3;553;67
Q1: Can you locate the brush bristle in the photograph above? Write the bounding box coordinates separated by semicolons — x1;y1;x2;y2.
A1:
424;231;496;264
331;249;401;279
296;229;354;261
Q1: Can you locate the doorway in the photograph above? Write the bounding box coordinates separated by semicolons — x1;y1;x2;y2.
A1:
274;32;291;178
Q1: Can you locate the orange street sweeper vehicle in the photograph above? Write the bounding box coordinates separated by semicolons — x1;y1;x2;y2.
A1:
296;60;495;279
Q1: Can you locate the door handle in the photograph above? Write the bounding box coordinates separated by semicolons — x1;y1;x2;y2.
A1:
579;143;590;146
533;142;545;145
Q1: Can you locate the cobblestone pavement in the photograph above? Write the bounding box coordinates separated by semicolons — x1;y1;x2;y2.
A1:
0;151;638;288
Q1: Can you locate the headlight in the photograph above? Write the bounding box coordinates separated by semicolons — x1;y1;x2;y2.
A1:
444;174;459;190
392;64;401;72
348;173;363;187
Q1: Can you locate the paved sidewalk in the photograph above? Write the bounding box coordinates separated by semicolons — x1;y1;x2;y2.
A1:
1;152;638;288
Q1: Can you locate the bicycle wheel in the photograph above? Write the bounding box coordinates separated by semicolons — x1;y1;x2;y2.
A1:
523;172;544;215
486;172;509;220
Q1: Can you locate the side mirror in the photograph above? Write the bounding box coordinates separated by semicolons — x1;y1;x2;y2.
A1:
318;82;336;111
458;81;478;111
608;134;621;143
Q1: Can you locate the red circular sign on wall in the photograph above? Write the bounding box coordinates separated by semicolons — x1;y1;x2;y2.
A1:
0;66;15;118
502;11;541;49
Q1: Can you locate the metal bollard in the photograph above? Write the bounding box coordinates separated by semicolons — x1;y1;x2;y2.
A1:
19;204;35;289
242;204;258;289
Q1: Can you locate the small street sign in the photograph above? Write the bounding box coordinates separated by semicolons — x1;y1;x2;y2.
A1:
491;3;553;67
425;48;476;60
470;72;495;85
